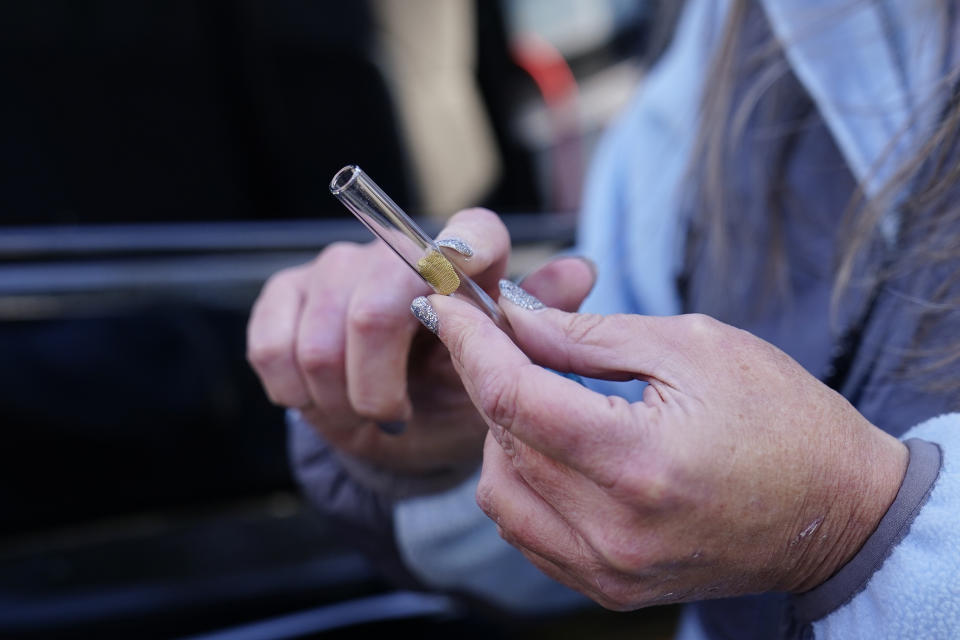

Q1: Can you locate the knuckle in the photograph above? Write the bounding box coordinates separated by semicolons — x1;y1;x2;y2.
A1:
595;594;631;612
480;368;521;430
255;375;307;409
295;339;342;375
595;584;635;612
349;299;407;336
681;312;719;338
317;241;361;267
624;460;677;511
312;242;370;279
576;565;635;611
594;531;651;576
247;339;290;372
642;467;676;506
562;312;606;345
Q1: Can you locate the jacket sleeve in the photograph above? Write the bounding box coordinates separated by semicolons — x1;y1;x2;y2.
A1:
286;410;425;590
288;408;589;612
790;414;960;640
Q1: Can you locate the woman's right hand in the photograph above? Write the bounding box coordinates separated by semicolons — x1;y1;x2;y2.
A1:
246;207;596;477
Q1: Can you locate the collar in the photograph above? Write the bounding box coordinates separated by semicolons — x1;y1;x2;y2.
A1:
761;0;951;203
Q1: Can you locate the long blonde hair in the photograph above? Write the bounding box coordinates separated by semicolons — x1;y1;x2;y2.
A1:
686;0;960;382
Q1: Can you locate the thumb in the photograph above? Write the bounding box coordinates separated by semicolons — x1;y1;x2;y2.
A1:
517;256;596;312
497;280;685;385
434;207;510;294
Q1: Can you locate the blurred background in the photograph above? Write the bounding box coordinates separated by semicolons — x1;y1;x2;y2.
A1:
0;1;683;637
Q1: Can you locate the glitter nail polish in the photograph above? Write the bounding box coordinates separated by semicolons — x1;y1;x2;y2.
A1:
498;279;545;310
436;237;474;258
411;296;439;334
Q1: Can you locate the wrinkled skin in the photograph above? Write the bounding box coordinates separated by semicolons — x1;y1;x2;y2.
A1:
247;208;595;476
426;289;907;609
249;207;907;609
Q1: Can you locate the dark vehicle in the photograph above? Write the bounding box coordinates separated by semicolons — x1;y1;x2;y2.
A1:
0;2;677;637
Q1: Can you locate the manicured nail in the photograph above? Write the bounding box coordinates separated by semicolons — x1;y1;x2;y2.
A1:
436;237;474;258
411;296;439;334
498;279;545;310
377;421;406;435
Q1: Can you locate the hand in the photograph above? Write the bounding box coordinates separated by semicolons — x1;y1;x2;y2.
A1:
246;208;596;477
421;286;908;608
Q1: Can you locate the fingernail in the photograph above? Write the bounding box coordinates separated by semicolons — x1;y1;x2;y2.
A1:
436;237;474;258
377;421;406;435
411;296;439;334
573;255;598;280
498;279;545;310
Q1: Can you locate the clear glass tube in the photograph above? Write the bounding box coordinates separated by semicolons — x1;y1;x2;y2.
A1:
330;165;511;334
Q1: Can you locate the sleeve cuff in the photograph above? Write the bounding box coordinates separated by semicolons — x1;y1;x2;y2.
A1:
790;437;942;624
286;409;427;589
288;409;478;500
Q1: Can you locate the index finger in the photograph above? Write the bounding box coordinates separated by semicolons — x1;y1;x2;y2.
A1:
427;293;646;487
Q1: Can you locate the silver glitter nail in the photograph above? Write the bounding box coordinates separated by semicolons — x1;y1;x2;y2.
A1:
498;279;545;310
411;296;439;334
435;237;474;258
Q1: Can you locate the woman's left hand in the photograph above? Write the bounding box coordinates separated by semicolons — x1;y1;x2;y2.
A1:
417;283;908;609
